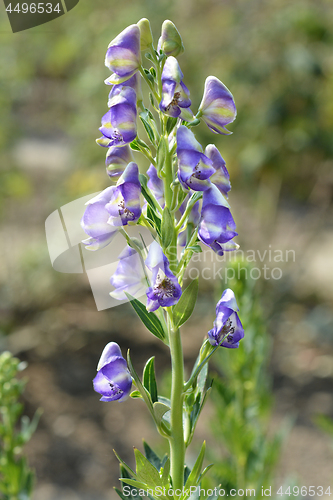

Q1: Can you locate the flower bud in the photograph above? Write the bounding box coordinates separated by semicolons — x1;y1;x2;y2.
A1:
137;18;153;51
158;20;184;57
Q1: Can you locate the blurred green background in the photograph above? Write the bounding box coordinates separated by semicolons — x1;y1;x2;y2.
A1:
1;0;333;499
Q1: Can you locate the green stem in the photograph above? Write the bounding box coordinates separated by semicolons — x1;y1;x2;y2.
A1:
168;311;185;493
139;66;160;102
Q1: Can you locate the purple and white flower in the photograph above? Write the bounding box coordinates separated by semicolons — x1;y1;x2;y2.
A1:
198;76;236;135
106;145;134;182
105;73;142;103
105;24;141;85
104;162;141;227
93;342;132;402
81;162;141;250
96;86;137;148
145;241;182;311
208;289;244;348
159;57;191;119
205;144;231;197
177;126;214;191
110;246;147;300
198;185;238;256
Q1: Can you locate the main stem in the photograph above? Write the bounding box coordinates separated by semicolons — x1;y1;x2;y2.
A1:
168;314;185;493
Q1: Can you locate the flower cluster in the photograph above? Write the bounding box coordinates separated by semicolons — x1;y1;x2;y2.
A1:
79;19;244;420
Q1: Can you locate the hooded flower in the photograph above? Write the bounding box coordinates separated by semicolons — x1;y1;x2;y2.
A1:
106;145;134;182
104;162;141;227
96;86;137;148
205;144;231;197
208;289;244;348
157;20;184;57
159;57;191;119
81;189;118;251
110;246;147;300
198;185;238;256
81;163;141;250
93;342;132;402
105;73;142;103
145;241;182;311
198;76;236;135
177;126;214;191
105;24;141;85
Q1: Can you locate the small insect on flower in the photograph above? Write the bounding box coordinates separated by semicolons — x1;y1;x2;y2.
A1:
93;342;132;402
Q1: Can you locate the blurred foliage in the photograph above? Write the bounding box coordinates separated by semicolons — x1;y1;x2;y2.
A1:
0;0;332;206
204;261;291;496
0;352;41;500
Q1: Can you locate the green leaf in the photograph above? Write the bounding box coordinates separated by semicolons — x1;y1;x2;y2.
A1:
134;448;161;487
149;67;157;78
114;487;132;500
114;450;136;479
149;93;155;108
187;245;202;253
130;390;142;399
119;478;149;490
139;174;162;226
127;351;153;412
166;116;178;134
153;402;170;426
125;293;166;342
147;205;161;234
199;463;214;481
140;115;155;143
161;457;170;488
143;357;158;404
184;441;206;489
130;140;141;151
143;440;163;471
161;207;174;248
156;137;167;173
173;278;199;328
137;138;151;151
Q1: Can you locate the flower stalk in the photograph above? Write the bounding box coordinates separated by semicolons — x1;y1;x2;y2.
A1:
80;17;244;498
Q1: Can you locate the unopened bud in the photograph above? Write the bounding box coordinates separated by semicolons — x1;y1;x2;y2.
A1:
137;18;153;51
158;20;184;57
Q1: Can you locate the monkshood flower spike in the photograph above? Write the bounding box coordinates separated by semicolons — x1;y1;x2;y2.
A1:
93;342;132;402
198;76;237;134
208;289;244;348
80;18;245;496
